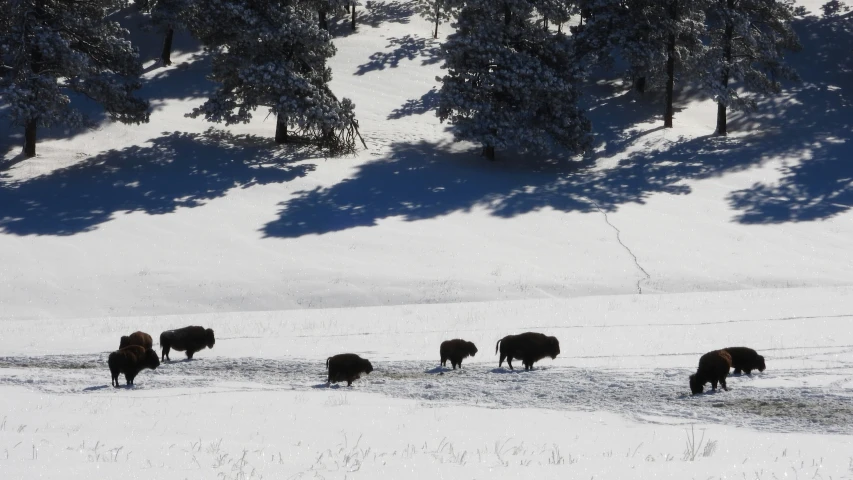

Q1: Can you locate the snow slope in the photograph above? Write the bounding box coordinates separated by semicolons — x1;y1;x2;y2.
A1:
1;1;852;479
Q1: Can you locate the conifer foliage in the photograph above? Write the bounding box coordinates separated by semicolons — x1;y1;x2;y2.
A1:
437;0;591;160
0;0;150;158
187;0;363;153
703;0;800;135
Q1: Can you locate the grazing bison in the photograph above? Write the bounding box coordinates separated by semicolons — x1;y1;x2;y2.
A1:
722;347;765;375
119;331;153;350
496;332;560;371
440;339;478;369
689;350;732;395
326;353;373;386
108;346;161;387
160;326;215;361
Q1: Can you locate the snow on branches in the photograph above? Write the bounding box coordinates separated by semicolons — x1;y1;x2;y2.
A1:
0;0;150;157
437;0;591;160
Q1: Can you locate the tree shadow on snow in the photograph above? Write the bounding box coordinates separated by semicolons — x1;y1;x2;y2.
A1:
356;35;442;76
0;128;319;236
388;88;440;120
724;14;853;224
264;14;851;237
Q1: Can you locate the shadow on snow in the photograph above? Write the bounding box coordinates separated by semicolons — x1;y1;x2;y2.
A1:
0;129;318;236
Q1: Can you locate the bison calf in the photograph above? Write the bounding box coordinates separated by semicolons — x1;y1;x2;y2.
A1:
689;350;732;395
119;331;153;350
108;346;160;387
722;347;765;375
496;332;560;371
326;353;373;386
160;326;215;361
440;339;478;370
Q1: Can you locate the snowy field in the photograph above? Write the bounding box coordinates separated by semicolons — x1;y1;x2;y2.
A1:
2;0;853;478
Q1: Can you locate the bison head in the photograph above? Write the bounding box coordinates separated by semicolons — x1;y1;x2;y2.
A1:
362;359;374;374
144;348;161;369
466;341;478;356
119;335;131;349
757;355;766;372
689;374;703;395
548;336;560;359
206;328;216;349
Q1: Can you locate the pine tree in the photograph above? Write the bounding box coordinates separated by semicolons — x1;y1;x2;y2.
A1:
438;0;591;160
414;0;460;38
703;0;800;135
0;0;150;158
574;0;707;127
187;0;362;152
146;0;197;66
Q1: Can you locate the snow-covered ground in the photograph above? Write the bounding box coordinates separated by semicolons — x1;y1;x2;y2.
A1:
1;1;852;478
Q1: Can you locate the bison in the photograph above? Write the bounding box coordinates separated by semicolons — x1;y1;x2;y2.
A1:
689;349;732;395
119;331;153;350
496;332;560;371
326;353;373;386
108;345;161;387
160;326;215;361
440;339;478;369
722;347;765;375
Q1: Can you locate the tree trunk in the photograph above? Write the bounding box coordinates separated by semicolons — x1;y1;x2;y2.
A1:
634;76;646;94
483;145;495;161
345;2;350;13
275;114;288;144
434;2;440;38
504;3;512;26
161;27;174;66
23;118;37;158
319;10;328;31
544;16;548;31
351;4;356;31
664;2;677;128
716;1;735;136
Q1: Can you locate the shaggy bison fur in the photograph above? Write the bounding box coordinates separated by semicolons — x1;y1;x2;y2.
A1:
440;339;478;369
689;350;732;394
119;331;153;350
722;347;766;375
160;326;215;361
326;353;373;386
496;332;560;371
108;346;160;387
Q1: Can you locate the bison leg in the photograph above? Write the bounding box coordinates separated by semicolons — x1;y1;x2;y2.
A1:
506;358;514;370
186;349;195;359
733;368;742;375
162;345;170;362
720;376;728;391
440;356;447;367
743;368;752;375
111;372;119;388
710;379;718;390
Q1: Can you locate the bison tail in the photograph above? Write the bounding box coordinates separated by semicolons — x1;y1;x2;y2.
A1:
495;339;502;355
326;357;332;369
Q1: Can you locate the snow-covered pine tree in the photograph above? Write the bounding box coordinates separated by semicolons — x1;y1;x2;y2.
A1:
703;0;800;135
535;0;575;32
437;0;591;160
0;0;150;158
414;0;459;38
574;0;706;127
146;0;197;66
187;0;362;152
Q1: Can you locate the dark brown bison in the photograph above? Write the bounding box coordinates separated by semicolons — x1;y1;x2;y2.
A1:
159;326;215;361
119;331;153;350
689;350;732;395
326;353;373;386
108;346;161;387
722;347;766;375
440;339;478;369
496;332;560;371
